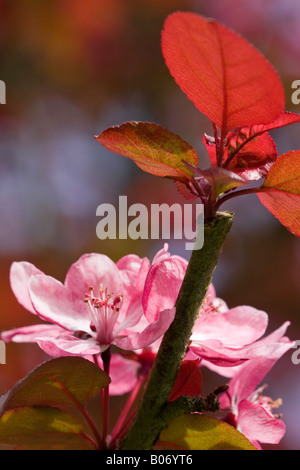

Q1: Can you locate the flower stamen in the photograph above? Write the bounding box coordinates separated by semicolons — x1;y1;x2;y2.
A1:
83;286;123;348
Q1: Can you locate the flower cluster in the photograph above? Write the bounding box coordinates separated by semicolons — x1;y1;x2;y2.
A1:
2;245;294;449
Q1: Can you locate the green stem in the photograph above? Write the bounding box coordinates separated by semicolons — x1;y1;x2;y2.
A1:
119;211;234;450
160;384;228;425
101;348;111;445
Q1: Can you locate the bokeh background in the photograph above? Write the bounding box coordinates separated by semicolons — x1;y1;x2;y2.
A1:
0;0;299;450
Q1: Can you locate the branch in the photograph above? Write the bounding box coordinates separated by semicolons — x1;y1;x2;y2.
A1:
119;211;234;450
160;385;228;426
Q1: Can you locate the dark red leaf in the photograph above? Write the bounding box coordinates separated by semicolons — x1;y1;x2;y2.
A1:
169;360;202;401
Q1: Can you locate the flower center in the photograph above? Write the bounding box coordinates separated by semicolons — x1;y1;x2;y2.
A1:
250;385;282;418
84;286;123;347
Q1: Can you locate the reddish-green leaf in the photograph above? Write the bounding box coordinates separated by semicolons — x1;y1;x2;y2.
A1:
0;407;95;450
161;12;284;134
155;414;257;450
1;356;110;411
257;150;300;236
169;360;202;402
96;121;198;181
174;180;198;201
193;166;247;198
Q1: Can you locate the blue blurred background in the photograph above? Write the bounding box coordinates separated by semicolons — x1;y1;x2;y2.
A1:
0;0;299;449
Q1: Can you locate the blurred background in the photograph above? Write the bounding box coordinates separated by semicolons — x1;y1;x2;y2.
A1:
0;0;299;450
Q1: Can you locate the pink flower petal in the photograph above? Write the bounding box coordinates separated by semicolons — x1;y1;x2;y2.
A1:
191;306;268;346
114;295;143;335
10;262;44;314
238;399;286;444
117;257;150;322
229;343;294;403
189;339;250;367
143;257;187;322
36;334;100;357
115;308;176;350
64;253;124;301
151;244;170;264
29;275;91;332
116;254;145;272
204;322;293;379
1;323;65;343
190;337;294;368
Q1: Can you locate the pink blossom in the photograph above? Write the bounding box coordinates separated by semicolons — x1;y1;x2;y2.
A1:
219;347;294;448
142;255;291;367
2;248;178;358
105;249;294;395
187;298;293;368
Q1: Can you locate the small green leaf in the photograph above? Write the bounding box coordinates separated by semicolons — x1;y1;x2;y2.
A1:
1;356;110;411
96;121;198;181
0;407;95;450
155;414;257;450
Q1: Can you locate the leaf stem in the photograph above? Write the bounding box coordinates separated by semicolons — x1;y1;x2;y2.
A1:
110;376;145;446
101;348;111;445
215;185;267;211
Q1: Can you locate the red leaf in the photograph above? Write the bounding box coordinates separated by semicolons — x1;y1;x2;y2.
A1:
224;111;300;165
174;180;198;201
239;110;300;138
257;150;300;236
225;132;277;180
96;121;198;181
169;360;202;402
161;12;284;135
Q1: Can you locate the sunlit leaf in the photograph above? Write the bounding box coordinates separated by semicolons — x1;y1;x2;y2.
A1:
1;356;110;411
0;407;95;450
238;110;300;138
257;150;300;237
162;12;284;135
96;121;198;181
155;414;257;450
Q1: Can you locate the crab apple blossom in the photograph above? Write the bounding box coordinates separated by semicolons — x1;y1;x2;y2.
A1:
219;348;294;449
93;252;293;398
1;248;181;358
142;253;293;368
